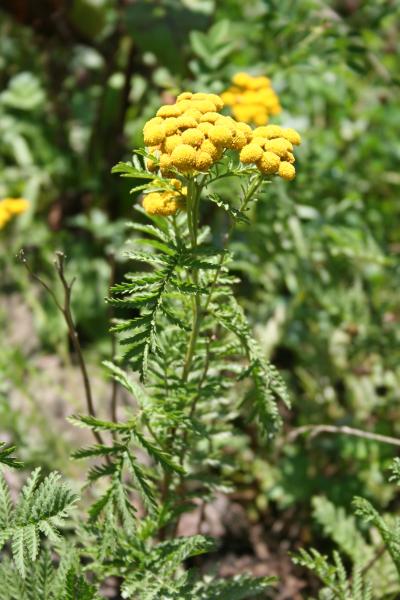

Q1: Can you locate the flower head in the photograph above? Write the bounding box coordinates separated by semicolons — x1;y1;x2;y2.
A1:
170;144;197;172
278;161;296;181
142;91;301;183
238;126;301;180
143;93;254;176
142;185;186;216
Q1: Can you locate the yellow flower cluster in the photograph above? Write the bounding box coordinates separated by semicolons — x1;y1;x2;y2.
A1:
141;93;301;216
143;92;251;181
0;197;29;229
221;72;281;126
239;125;301;180
142;179;186;216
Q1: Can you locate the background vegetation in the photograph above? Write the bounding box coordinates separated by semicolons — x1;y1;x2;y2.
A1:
1;0;400;597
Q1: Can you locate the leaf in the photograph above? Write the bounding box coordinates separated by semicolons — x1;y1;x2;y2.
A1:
0;443;23;469
125;452;158;514
207;193;250;224
65;568;98;600
103;361;149;406
196;574;277;599
71;444;124;460
111;161;156;180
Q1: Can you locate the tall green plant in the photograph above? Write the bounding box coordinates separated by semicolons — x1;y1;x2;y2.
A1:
0;90;303;597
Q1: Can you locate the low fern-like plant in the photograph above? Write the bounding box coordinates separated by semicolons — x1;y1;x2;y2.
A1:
0;468;78;579
293;459;400;599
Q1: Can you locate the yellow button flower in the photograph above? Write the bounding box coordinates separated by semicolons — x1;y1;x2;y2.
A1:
181;128;204;147
200;112;219;124
159;154;173;172
170;144;197;172
259;124;284;139
257;151;280;175
163;134;183;154
200;139;221;161
177;92;193;101
208;125;233;146
195;151;213;171
236;122;253;141
278;161;296;180
176;114;199;130
239;143;263;164
142;191;185;216
191;99;217;113
143;124;166;146
164;117;179;135
156;104;183;118
281;127;302;145
264;137;292;158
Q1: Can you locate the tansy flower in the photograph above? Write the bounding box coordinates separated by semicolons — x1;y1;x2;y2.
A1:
238;126;301;180
257;152;280;175
143;92;254;176
278;161;296;180
264;137;293;159
240;143;263;164
222;72;281;126
0;197;29;229
142;187;186;216
170;144;197;172
195;151;213;171
143;123;166;146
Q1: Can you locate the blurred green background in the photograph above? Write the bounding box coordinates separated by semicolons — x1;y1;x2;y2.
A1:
1;0;400;595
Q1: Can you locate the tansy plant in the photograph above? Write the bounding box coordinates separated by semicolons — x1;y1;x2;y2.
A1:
3;91;300;598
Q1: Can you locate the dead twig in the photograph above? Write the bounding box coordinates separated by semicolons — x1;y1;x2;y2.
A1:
287;424;400;447
20;249;104;446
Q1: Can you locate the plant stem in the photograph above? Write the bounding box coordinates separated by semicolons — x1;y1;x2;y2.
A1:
165;174;264;537
182;177;201;382
203;173;264;314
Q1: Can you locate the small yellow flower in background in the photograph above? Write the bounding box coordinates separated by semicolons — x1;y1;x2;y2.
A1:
221;72;282;126
0;197;29;229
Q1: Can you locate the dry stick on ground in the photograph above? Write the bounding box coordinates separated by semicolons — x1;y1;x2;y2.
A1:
20;250;104;446
287;424;400;447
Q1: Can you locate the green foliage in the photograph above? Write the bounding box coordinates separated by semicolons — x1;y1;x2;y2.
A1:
0;469;78;578
1;1;400;598
296;462;400;598
294;549;372;600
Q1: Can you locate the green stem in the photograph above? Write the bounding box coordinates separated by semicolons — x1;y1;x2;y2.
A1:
164;173;264;537
203;173;264;314
182;177;201;381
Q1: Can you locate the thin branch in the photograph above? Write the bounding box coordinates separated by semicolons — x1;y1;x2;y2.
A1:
287;424;400;447
361;544;386;577
19;250;64;313
20;250;104;446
